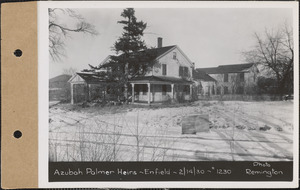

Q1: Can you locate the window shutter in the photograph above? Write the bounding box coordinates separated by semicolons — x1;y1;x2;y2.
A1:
185;67;188;77
179;66;183;77
162;64;167;75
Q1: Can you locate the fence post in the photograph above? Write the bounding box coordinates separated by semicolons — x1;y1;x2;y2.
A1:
136;111;140;161
71;83;74;104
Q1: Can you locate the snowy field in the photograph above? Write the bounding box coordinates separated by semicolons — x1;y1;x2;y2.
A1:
49;101;294;162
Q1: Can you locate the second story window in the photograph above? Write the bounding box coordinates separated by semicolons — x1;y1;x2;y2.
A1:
162;64;167;75
179;66;189;77
224;73;228;82
173;52;177;59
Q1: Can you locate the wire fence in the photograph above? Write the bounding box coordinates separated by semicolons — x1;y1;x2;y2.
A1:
49;109;182;162
49;102;293;162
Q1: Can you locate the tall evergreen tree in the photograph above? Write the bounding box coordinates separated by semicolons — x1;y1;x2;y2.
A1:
112;8;148;103
114;8;147;54
86;8;156;103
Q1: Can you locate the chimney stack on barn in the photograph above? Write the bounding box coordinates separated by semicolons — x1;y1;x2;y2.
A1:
157;37;163;48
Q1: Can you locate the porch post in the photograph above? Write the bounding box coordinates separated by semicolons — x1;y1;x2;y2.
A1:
131;83;135;103
190;84;193;100
103;85;106;101
88;84;91;101
171;84;174;99
147;83;151;105
70;83;74;104
215;85;217;95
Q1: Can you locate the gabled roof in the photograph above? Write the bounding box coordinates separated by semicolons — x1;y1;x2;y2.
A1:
197;63;255;74
98;55;111;67
156;45;194;67
49;74;72;83
99;45;180;67
193;70;216;82
147;45;177;58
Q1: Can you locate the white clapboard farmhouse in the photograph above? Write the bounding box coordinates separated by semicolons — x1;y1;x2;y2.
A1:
69;38;195;104
68;38;260;104
128;38;195;104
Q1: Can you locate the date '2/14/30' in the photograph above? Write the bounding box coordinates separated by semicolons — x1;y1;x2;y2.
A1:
139;167;232;176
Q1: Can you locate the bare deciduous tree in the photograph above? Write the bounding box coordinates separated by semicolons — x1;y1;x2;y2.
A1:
49;8;98;61
243;23;293;95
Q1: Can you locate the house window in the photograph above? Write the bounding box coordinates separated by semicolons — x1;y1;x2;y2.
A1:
179;66;189;77
134;85;139;94
224;73;228;82
162;64;167;75
162;85;167;95
173;52;177;59
184;67;189;77
240;73;245;82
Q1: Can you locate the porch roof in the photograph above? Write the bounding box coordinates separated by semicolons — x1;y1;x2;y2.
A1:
76;72;117;84
129;75;193;84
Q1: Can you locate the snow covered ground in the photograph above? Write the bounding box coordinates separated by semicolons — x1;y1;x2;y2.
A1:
49;101;294;161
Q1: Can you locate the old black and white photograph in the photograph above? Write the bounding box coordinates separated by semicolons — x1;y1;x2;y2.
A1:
48;6;296;163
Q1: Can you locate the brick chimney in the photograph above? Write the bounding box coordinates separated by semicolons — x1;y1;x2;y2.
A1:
157;37;163;48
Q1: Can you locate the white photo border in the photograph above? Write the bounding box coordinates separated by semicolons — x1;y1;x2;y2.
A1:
38;1;299;188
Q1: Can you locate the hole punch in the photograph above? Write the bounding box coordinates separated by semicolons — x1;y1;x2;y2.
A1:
14;49;22;57
13;130;22;139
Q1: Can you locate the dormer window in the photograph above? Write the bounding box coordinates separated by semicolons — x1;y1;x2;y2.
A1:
173;52;177;59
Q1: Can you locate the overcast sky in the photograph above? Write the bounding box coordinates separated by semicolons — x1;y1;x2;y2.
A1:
49;8;293;78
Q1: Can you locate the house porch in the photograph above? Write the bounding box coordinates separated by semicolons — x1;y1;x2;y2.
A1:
69;72;118;104
129;76;193;105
